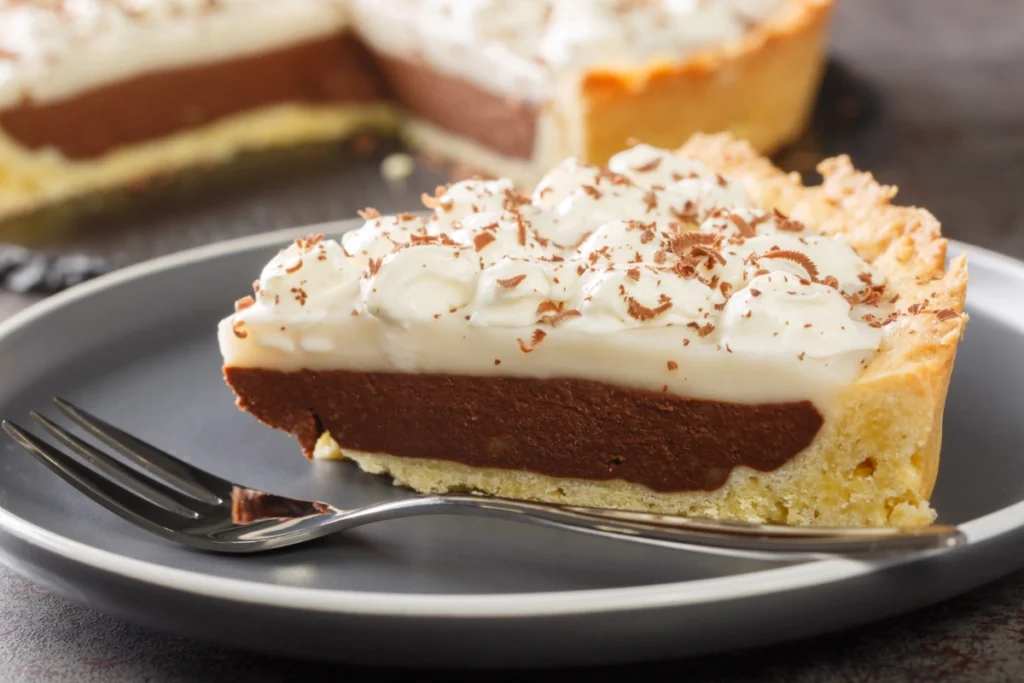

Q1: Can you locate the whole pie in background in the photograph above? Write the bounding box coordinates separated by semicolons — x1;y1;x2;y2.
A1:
0;0;832;231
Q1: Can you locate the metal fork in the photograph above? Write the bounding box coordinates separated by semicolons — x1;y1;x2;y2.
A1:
1;398;965;559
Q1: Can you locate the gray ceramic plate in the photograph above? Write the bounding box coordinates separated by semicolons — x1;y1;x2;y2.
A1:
1;222;1023;669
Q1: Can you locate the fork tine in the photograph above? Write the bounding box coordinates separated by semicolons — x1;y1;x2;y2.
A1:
3;420;200;536
30;412;204;518
52;397;225;505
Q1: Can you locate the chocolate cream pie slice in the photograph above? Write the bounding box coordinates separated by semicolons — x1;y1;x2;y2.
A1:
220;134;967;527
1;0;830;227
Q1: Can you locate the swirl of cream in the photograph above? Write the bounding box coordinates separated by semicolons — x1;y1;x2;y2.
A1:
699;208;801;239
531;157;603;210
574;219;669;266
740;234;885;296
661;176;751;221
341;213;427;266
571;264;721;333
542;183;660;248
720;272;884;359
470;258;579;327
252;238;361;317
608;143;711;187
363;244;480;327
451;211;554;267
428;177;522;234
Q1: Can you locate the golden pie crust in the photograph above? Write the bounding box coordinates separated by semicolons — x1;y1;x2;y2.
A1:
581;0;833;166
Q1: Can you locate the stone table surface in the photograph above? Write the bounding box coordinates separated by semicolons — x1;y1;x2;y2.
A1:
2;0;1024;680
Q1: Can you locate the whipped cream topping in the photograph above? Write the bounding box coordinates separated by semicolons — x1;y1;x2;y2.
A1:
221;143;894;407
0;0;350;108
351;0;790;99
1;0;791;109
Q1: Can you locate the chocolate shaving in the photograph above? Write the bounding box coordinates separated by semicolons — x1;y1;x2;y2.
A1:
690;245;727;266
497;274;527;289
772;208;805;232
421;192;440;208
234;296;255;313
625;297;672;322
633;158;662;172
357;207;381;220
367;257;383;276
672;261;698;279
581;185;602;200
504;188;532;210
625;267;641;282
669;231;718;255
516;214;528;246
667;361;678;371
864;311;900;328
846;285;887;307
295;234;324;250
671;201;699;222
473;232;496;251
595;167;633;186
536;300;562;316
762;249;820;279
545;309;582;326
420;185;449;209
284;259;303;274
643;189;658;213
727;213;756;238
231;320;248;339
934;308;959;322
517;329;547;353
687;321;715;338
820;275;840;290
410;233;455;247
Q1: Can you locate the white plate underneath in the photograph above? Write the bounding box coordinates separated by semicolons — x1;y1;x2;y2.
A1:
1;223;1023;668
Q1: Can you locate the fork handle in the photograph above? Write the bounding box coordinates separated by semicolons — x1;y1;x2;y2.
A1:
350;494;965;560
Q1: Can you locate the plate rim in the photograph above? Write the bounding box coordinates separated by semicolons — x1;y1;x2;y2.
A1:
1;226;1022;618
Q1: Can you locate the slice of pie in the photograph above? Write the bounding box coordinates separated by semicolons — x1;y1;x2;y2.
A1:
220;134;967;527
0;0;831;227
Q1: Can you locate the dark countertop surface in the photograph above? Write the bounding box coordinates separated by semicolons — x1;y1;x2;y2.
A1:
2;1;1024;680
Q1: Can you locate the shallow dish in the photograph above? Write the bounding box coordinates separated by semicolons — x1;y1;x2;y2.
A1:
0;222;1022;668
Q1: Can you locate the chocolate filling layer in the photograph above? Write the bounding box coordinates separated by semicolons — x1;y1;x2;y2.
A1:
0;34;387;160
0;36;539;162
376;55;538;160
224;368;823;493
